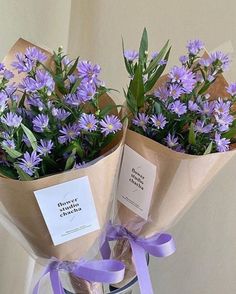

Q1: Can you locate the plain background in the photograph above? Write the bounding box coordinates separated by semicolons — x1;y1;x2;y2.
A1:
1;0;236;293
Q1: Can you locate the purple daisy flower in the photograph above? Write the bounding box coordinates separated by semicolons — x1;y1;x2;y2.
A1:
169;100;187;116
188;100;199;112
77;82;96;102
37;139;53;156
77;60;101;86
132;113;149;131
79;114;98;132
165;133;179;148
210;51;231;70
18;151;42;176
226;82;236;96
52;108;71;121
215;113;233;131
32;114;49;132
199;101;215;116
179;55;188;65
2;69;14;80
150;114;167;129
124;50;139;61
35;69;55;94
0;92;8;112
12;52;34;73
168;66;196;93
25;47;47;63
194;120;213;133
100;115;122;136
65;93;81;107
0;63;5;71
1;112;22;128
151;51;159;60
62;56;71;67
58;123;80;144
214;133;230;152
168;84;184;99
154;86;169;101
20;77;38;93
198;58;211;67
27;94;44;111
186;39;204;55
2;139;16;149
214;98;231;115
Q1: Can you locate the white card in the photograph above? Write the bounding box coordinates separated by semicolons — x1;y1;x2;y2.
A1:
34;177;100;246
117;145;157;220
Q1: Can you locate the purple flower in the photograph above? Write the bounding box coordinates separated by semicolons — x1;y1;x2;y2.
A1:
186;39;204;55
150;114;167;129
154;86;169;101
199;101;215;116
226;82;236;96
215;113;233;131
2;139;16;149
79;114;98;132
0;92;8;112
207;74;215;82
179;55;188;65
0;63;5;71
194;120;213;133
27;94;44;111
210;51;231;70
165;133;179;148
35;69;55;94
132;113;149;131
52;108;70;121
214;133;230;152
77;60;101;86
77;82;96;102
65;93;81;107
188;100;199;112
12;52;34;73
68;74;76;84
58;123;80;144
23;134;31;147
62;56;71;67
159;60;167;66
25;47;47;63
1;112;22;128
32;114;49;132
2;69;14;80
124;50;139;61
168;84;184;99
37;139;53;156
168;66;196;93
151;51;158;60
169;100;187;116
198;58;211;67
20;76;38;93
214;98;231;115
100;115;122;136
18;151;42;176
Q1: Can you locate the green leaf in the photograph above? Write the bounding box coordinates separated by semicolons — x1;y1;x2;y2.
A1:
188;123;196;145
14;164;33;181
99;104;123;117
67;57;79;76
222;127;236;139
198;81;213;95
144;47;171;92
43;156;59;169
129;63;144;108
65;150;76;171
71;79;81;94
19;92;26;108
0;166;17;179
54;75;67;94
139;28;148;63
204;141;213;155
21;123;37;150
153;102;161;114
2;145;22;159
144;40;170;74
123;89;137;114
122;38;133;76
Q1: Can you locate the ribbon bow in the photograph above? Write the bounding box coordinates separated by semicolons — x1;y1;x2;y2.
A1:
33;258;125;294
101;224;176;294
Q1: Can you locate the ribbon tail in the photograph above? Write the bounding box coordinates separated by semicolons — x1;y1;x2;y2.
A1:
130;239;154;294
100;237;111;259
50;270;65;294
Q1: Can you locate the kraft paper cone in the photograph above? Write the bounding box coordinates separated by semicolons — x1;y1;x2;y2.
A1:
0;39;125;261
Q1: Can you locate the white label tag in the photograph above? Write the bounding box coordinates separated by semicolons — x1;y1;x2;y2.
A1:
117;145;156;220
34;177;100;246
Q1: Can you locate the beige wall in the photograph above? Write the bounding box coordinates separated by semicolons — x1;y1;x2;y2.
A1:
1;0;236;293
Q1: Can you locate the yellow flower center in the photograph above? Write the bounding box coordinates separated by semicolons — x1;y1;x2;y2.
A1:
108;124;114;130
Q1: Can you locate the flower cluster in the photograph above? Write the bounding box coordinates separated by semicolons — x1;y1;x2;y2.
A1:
124;29;236;155
0;47;122;180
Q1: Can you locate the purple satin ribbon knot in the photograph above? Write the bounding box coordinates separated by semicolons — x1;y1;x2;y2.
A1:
101;224;176;294
33;258;125;294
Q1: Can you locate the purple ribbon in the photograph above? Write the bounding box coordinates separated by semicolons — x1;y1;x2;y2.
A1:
33;258;125;294
101;224;176;294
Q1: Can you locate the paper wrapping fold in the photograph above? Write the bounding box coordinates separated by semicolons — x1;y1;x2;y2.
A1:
0;39;125;262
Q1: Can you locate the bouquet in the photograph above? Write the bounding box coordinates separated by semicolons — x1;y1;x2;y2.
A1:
109;29;236;293
0;39;126;293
